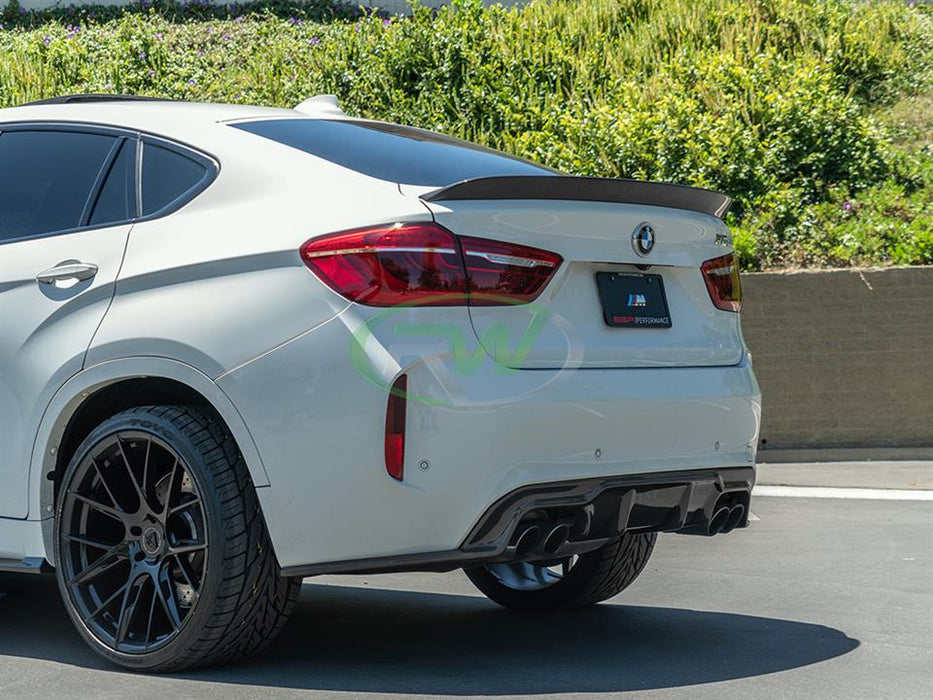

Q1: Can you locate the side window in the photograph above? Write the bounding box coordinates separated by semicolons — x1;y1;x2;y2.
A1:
0;130;117;242
141;142;208;216
89;139;137;226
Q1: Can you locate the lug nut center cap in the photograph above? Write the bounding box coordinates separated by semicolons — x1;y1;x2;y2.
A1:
141;526;164;557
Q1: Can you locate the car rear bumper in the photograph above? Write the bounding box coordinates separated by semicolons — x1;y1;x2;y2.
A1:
281;465;755;577
217;311;761;569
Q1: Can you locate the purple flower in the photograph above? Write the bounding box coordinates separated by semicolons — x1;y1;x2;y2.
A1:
149;69;156;77
155;32;163;40
43;37;51;47
288;17;302;26
222;34;231;41
842;201;852;212
68;31;77;39
139;51;147;60
207;26;214;33
383;19;391;26
308;36;321;46
196;50;204;56
188;78;196;85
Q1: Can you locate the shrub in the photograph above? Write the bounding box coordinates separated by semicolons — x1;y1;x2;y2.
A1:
0;0;931;269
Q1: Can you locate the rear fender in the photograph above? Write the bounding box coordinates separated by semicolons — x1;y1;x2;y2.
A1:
29;357;266;564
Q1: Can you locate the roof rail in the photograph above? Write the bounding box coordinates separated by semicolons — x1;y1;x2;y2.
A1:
19;94;173;107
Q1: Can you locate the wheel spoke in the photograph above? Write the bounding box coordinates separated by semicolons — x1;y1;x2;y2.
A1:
115;573;148;647
141;437;152;505
144;584;159;649
83;579;129;623
117;436;150;512
62;533;118;550
169;541;207;556
90;459;122;513
69;492;125;522
169;496;202;517
68;542;128;587
161;458;180;519
172;554;200;599
156;564;183;631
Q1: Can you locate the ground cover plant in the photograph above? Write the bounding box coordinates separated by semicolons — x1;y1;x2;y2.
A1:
1;0;931;269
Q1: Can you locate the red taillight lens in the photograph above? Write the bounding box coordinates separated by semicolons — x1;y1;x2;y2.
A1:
300;224;561;307
460;236;563;305
300;223;466;307
701;253;743;312
385;374;407;481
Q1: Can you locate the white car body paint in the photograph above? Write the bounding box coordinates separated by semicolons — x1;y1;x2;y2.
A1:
0;99;760;571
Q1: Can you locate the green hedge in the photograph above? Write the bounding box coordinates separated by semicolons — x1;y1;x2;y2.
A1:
1;0;931;269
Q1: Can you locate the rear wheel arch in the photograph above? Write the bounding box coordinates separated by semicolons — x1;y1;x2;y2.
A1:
32;359;270;565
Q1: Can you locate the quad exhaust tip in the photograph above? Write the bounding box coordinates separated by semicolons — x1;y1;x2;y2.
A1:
708;507;730;535
542;524;570;555
721;504;746;534
708;502;746;535
513;526;542;557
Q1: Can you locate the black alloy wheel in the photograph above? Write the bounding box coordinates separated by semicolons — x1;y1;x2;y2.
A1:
55;406;301;672
58;430;207;653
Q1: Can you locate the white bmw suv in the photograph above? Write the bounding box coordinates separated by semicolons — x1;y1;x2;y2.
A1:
0;94;760;671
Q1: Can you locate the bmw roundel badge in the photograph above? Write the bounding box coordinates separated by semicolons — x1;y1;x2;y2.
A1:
632;223;655;257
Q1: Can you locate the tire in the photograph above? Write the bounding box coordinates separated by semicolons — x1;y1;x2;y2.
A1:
54;405;301;672
464;532;656;612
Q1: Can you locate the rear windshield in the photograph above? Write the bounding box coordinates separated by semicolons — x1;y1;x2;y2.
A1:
231;118;554;187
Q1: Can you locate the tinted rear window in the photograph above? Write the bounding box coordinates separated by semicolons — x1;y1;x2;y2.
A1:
232;119;554;186
141;142;208;216
0;130;116;241
90;139;136;226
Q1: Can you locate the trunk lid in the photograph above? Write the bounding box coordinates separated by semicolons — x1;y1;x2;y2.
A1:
417;192;744;370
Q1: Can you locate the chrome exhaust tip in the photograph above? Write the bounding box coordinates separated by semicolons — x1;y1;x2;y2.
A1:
708;507;730;535
720;504;746;534
513;526;542;557
542;524;570;555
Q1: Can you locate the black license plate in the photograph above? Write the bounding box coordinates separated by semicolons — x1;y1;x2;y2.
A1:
595;272;672;328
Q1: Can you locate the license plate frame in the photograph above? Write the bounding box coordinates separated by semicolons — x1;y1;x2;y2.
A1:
595;272;672;329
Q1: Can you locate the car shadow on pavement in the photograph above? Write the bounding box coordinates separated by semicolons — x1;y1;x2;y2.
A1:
0;574;859;695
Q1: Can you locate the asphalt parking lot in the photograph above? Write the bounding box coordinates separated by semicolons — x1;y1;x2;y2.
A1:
1;483;931;699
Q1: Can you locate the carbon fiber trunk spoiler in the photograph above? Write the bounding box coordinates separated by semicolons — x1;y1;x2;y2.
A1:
421;176;732;220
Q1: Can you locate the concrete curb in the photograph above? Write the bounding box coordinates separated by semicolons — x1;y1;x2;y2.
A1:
759;447;933;463
756;461;933;491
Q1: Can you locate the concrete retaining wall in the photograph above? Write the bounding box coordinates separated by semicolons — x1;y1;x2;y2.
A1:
741;267;933;454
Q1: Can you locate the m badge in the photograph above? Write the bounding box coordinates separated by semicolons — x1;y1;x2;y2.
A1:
627;293;647;307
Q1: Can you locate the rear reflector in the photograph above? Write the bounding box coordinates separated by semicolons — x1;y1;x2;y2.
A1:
701;253;742;312
300;223;561;306
385;374;407;481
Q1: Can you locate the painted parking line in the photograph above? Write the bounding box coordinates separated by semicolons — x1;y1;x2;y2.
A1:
754;485;933;501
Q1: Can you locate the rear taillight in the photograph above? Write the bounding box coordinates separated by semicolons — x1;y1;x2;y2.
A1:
300;223;466;307
300;223;561;306
701;253;742;312
385;374;407;481
460;236;563;305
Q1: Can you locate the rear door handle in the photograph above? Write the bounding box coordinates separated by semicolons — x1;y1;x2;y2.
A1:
36;260;99;285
